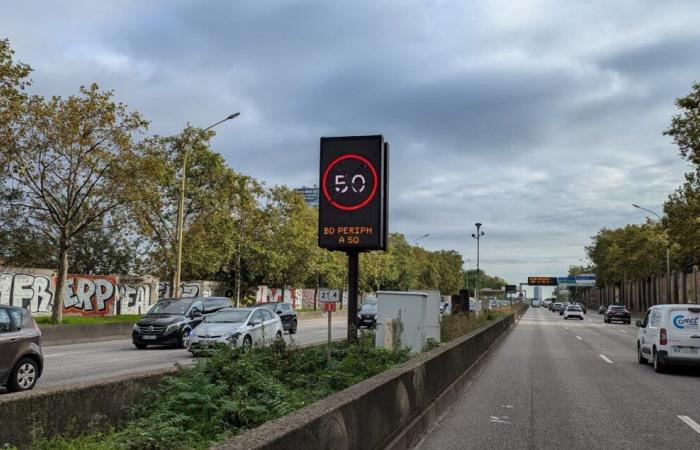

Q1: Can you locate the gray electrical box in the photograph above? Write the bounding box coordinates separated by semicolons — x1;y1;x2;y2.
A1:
375;291;441;353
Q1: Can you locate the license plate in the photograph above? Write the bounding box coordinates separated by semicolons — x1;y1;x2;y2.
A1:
143;335;157;340
672;346;698;355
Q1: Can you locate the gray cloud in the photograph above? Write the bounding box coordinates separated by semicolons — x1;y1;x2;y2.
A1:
2;0;698;284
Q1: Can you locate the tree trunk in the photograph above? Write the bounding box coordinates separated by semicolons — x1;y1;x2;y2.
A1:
51;236;69;324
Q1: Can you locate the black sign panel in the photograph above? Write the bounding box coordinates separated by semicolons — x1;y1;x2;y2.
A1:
528;276;558;286
318;135;388;251
505;285;517;293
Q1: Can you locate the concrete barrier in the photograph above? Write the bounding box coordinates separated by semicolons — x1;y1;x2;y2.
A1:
40;322;134;346
0;367;178;449
213;306;528;450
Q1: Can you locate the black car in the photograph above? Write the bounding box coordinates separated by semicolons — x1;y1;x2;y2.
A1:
603;305;631;324
357;302;377;328
574;302;587;314
256;302;298;334
132;297;232;349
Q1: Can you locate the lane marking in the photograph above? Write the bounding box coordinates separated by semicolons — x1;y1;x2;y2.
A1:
677;416;700;434
44;353;69;358
619;329;627;334
576;336;582;341
599;354;613;364
564;326;569;330
489;416;511;424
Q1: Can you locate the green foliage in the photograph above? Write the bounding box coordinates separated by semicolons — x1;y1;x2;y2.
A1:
665;81;700;169
34;315;141;325
35;339;410;450
664;172;700;269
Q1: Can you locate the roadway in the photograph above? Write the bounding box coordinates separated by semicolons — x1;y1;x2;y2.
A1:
416;307;700;449
35;316;348;390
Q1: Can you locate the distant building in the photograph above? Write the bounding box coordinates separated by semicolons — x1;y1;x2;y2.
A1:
294;185;319;208
534;286;542;301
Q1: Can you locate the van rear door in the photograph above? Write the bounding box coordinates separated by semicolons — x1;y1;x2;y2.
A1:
666;306;700;359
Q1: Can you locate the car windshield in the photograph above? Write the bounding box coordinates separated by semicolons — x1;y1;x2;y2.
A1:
567;306;581;311
147;299;193;315
205;310;250;323
361;303;377;312
610;306;626;310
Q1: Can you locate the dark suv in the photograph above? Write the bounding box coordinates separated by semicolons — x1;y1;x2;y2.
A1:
1;306;43;392
604;305;631;324
256;302;298;334
132;297;232;349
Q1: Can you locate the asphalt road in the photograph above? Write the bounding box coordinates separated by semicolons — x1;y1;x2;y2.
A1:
416;307;700;450
34;316;348;390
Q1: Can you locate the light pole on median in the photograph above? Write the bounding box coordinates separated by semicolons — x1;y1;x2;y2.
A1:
173;112;241;295
632;203;671;302
471;223;485;301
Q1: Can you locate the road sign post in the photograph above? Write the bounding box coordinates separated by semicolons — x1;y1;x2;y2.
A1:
319;136;389;342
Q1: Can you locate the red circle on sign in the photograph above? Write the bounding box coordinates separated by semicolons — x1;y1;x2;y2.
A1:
322;154;379;211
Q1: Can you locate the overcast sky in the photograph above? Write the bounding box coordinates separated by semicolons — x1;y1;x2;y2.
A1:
3;0;698;287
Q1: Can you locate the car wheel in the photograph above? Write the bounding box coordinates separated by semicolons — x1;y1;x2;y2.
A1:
289;320;297;335
178;329;190;348
190;351;201;358
637;343;646;364
275;330;283;341
134;343;148;349
9;358;38;392
242;335;253;349
653;348;665;373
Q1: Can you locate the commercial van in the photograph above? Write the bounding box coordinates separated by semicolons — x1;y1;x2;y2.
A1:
636;304;700;373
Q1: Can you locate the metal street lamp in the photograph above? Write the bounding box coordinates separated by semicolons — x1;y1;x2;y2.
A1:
471;223;485;301
411;233;431;245
173;112;241;294
632;203;671;302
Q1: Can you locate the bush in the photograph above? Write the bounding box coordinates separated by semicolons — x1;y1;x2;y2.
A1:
35;337;410;450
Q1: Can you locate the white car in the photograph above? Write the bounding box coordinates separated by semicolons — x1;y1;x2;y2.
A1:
187;307;283;355
531;299;541;308
637;304;700;373
563;305;584;320
489;299;499;310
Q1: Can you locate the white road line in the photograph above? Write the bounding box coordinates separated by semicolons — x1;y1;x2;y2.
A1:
599;354;613;364
564;326;569;330
619;329;627;334
44;353;69;358
677;416;700;434
576;336;582;341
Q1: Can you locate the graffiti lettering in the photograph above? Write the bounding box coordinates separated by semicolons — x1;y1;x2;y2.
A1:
0;272;54;313
117;284;153;315
64;276;117;317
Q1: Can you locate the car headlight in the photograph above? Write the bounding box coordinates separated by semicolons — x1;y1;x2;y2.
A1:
133;323;138;332
165;323;181;334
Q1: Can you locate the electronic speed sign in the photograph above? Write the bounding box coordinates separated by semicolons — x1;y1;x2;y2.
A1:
528;276;558;286
318;135;388;251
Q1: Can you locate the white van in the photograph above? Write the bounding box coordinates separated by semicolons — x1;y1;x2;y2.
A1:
636;304;700;373
531;299;541;308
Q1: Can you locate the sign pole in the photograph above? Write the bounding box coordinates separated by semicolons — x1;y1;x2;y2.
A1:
327;309;332;365
347;250;359;342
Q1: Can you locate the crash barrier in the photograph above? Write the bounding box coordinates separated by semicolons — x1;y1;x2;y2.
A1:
213;305;528;450
0;367;179;449
41;322;136;346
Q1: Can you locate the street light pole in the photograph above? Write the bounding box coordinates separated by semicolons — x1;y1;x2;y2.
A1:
471;223;485;301
411;233;431;245
632;203;671;302
173;112;240;295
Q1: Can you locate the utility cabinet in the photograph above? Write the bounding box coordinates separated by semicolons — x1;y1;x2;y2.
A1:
375;291;441;353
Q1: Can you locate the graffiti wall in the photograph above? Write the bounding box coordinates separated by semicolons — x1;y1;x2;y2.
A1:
117;276;158;315
157;281;225;299
0;269;56;313
301;289;316;310
64;275;117;317
256;286;304;309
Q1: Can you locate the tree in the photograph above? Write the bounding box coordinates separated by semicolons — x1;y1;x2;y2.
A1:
663;172;700;269
0;39;31;152
665;82;700;169
0;84;147;322
127;127;260;287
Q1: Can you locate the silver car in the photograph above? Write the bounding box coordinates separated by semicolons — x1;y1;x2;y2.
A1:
187;307;284;356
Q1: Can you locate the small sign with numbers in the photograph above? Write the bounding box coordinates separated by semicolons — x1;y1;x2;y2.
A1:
319;288;340;303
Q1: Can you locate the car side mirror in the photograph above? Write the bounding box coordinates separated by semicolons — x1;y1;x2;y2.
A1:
250;319;261;326
635;320;643;328
190;310;203;318
276;310;282;315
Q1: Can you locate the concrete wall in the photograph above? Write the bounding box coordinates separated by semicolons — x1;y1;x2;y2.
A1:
0;367;178;449
40;322;135;346
212;306;527;450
